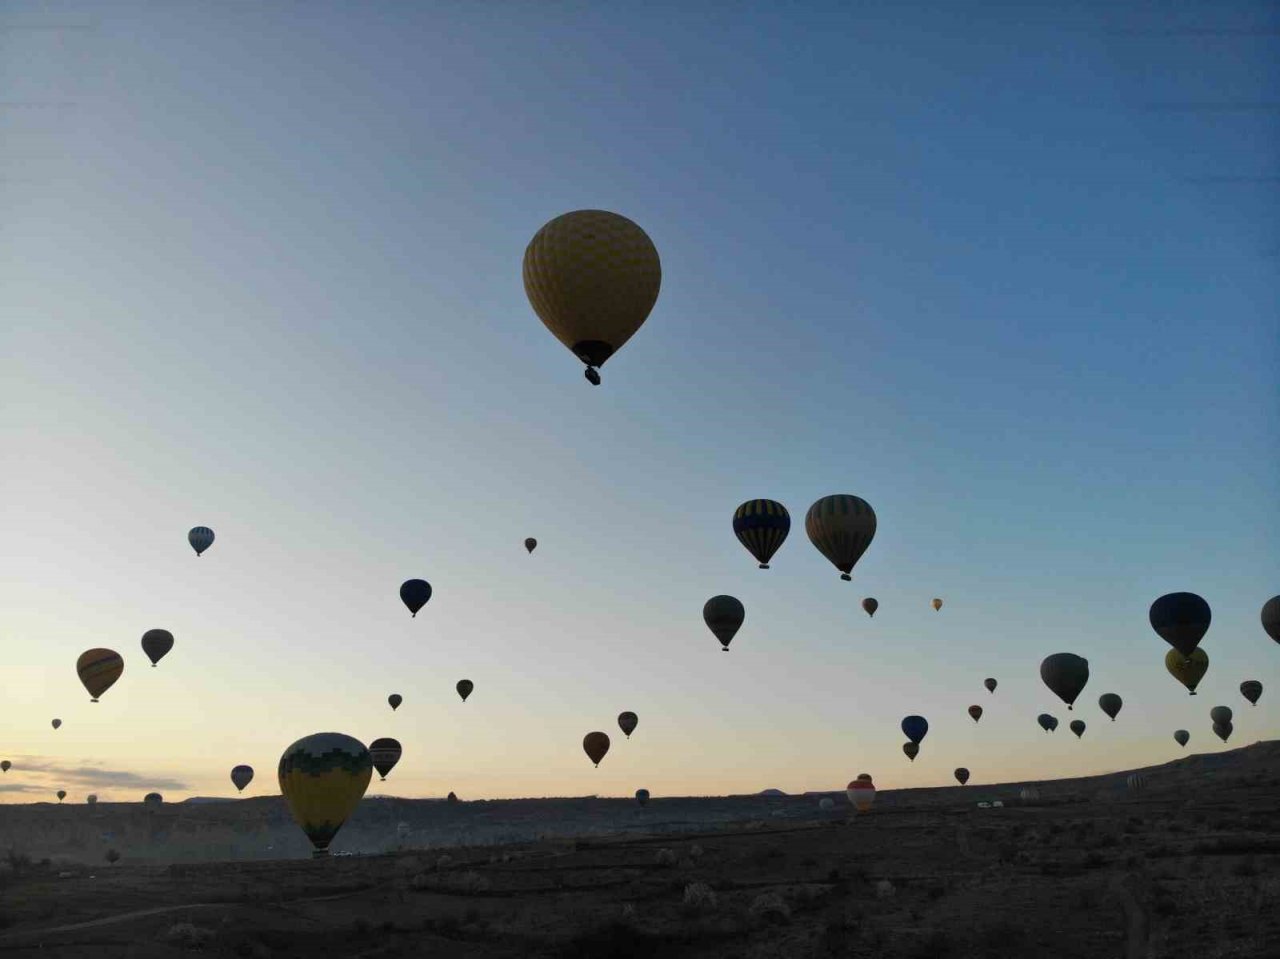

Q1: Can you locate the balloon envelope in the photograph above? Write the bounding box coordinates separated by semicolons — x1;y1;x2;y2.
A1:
57;790;66;801
932;598;943;611
617;711;638;738
86;794;97;804
1174;729;1190;747
1165;647;1208;695
278;732;372;855
388;694;402;711
984;678;997;694
635;788;649;807
902;741;919;761
1098;693;1123;721
954;767;970;785
188;526;214;556
583;732;610;767
369;737;403;781
51;719;61;730
1070;719;1086;739
703;595;745;650
1209;705;1232;726
1212;721;1232;743
77;648;124;702
1040;653;1089;709
0;761;9;773
456;680;474;703
524;537;537;554
140;629;174;667
523;210;661;383
1240;680;1262;706
805;495;876;581
968;705;983;723
846;779;876;812
732;499;791;569
231;765;254;792
901;715;929;744
1262;596;1280;643
1149;592;1211;657
144;792;162;806
862;597;878;617
1037;713;1055;732
399;579;432;617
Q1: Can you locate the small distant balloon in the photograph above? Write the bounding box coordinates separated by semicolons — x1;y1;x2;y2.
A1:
231;765;254;792
1208;705;1232;726
732;499;791;569
846;778;876;812
635;788;650;808
1040;653;1089;709
1240;680;1262;706
1262;596;1280;643
1098;693;1123;722
188;526;215;556
1070;719;1086;739
984;678;997;694
862;597;878;617
1037;714;1055;733
56;790;66;802
456;680;474;703
525;537;537;554
1212;721;1232;743
617;711;638;739
77;648;124;702
583;731;610;767
1174;729;1190;747
932;598;943;612
1126;774;1146;793
140;629;174;667
52;718;62;730
399;579;432;617
703;595;745;651
1149;592;1210;657
901;715;929;745
902;741;919;762
369;738;403;781
87;794;97;805
968;705;983;723
1165;647;1208;695
805;495;876;581
954;767;970;786
388;693;402;711
819;796;835;811
0;761;8;773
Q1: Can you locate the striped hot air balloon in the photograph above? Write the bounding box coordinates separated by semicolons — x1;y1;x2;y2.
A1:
805;495;876;581
76;648;124;702
732;499;791;569
188;526;215;556
846;778;876;812
369;738;402;781
1126;773;1146;793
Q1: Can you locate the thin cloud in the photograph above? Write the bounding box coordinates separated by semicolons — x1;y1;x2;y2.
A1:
1;757;187;791
0;783;44;794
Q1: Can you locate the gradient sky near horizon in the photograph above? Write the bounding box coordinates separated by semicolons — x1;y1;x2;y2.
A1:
1;0;1276;805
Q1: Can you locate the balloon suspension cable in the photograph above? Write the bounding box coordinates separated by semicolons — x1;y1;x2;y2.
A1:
585;366;601;386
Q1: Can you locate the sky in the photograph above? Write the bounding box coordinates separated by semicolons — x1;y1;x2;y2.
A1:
0;0;1276;805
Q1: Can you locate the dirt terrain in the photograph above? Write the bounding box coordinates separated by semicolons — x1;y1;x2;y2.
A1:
0;742;1276;958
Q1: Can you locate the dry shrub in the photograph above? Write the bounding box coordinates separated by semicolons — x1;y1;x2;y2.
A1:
688;844;704;859
682;882;717;911
749;892;790;925
654;848;677;867
164;922;215;947
874;879;895;899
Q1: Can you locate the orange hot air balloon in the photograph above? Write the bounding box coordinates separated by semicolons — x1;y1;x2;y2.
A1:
77;648;124;702
846;778;876;812
583;732;610;767
932;598;943;612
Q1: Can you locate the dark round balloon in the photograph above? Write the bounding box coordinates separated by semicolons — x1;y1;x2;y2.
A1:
1174;729;1189;747
1240;680;1262;706
984;678;997;694
968;705;983;723
524;537;537;554
456;679;474;702
140;629;174;667
400;579;432;617
902;741;919;761
1037;713;1055;732
1069;719;1086;739
369;737;403;781
1098;693;1122;721
901;715;929;745
1212;720;1232;743
954;767;970;785
732;499;791;569
1040;653;1090;709
617;711;638;738
703;595;745;650
635;788;650;807
583;731;610;767
1208;705;1232;726
862;597;879;618
1149;592;1211;657
388;693;402;711
1262;596;1280;643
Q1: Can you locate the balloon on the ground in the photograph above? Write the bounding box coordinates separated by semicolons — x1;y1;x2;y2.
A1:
862;597;878;617
523;209;661;385
1174;729;1190;747
388;693;402;711
932;598;943;612
583;732;610;767
278;732;372;856
77;648;124;702
144;792;162;806
635;788;649;808
1165;647;1208;695
968;705;983;723
140;629;174;667
1209;705;1232;726
984;678;997;694
524;537;537;554
901;715;929;744
703;595;745;651
846;778;876;812
617;711;638;738
1098;693;1123;721
1262;596;1280;643
1040;653;1089;709
805;495;876;581
1212;721;1232;743
954;767;970;785
188;526;215;556
456;680;474;703
1149;592;1211;657
732;499;791;571
1070;719;1086;739
231;765;254;792
87;794;97;805
369;738;403;781
902;742;919;762
399;579;432;617
1240;680;1262;706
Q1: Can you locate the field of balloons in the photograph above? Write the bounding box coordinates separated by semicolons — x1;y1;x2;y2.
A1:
3;213;1277;860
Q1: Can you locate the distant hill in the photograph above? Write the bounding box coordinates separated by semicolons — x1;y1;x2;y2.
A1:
181;797;236;804
758;788;787;797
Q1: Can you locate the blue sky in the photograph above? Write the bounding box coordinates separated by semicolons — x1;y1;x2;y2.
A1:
0;0;1276;803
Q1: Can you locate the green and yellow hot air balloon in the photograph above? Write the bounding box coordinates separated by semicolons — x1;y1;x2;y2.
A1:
1165;647;1208;695
278;733;372;857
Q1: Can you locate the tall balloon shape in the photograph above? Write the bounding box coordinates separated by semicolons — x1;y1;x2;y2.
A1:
732;499;791;569
524;537;537;554
617;712;638;739
1149;592;1210;657
456;680;474;703
77;649;124;702
1166;647;1208;695
1174;729;1189;748
954;767;970;786
140;629;174;667
278;732;372;857
188;526;215;556
984;678;997;694
1098;693;1123;721
1040;653;1089;709
388;693;402;711
399;580;432;618
703;595;745;651
1070;719;1086;739
231;765;254;793
369;738;402;781
805;495;876;581
583;732;610;767
1240;680;1262;706
862;598;879;618
901;715;929;745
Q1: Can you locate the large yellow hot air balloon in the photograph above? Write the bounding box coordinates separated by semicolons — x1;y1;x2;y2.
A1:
1165;647;1208;695
523;210;661;385
278;733;372;857
76;649;124;702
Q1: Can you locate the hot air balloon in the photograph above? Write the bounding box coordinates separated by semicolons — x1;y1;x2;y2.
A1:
1040;653;1089;709
523;209;661;385
399;579;432;618
902;742;919;762
1070;720;1086;739
1174;729;1189;747
805;495;876;581
231;765;254;793
901;715;929;745
1149;592;1211;657
456;680;474;703
1212;721;1232;743
1240;680;1263;706
1048;716;1060;732
1019;787;1040;802
140;629;174;667
932;598;943;612
447;792;458;804
732;499;790;569
703;595;745;651
77;648;124;702
51;718;62;730
278;732;372;857
1126;774;1145;793
954;768;970;786
0;761;8;773
862;597;878;617
1098;693;1123;722
1037;714;1055;733
369;738;402;781
968;705;983;723
188;526;215;556
635;788;649;808
524;537;537;554
617;711;638;739
819;796;835;811
86;794;97;805
1165;647;1208;695
846;778;876;812
583;732;610;767
56;790;66;802
388;694;402;711
144;792;162;807
1209;705;1232;726
1262;596;1280;643
984;678;997;694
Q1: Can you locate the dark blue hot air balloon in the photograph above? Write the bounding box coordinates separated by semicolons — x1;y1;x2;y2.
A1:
901;715;929;745
399;579;432;618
